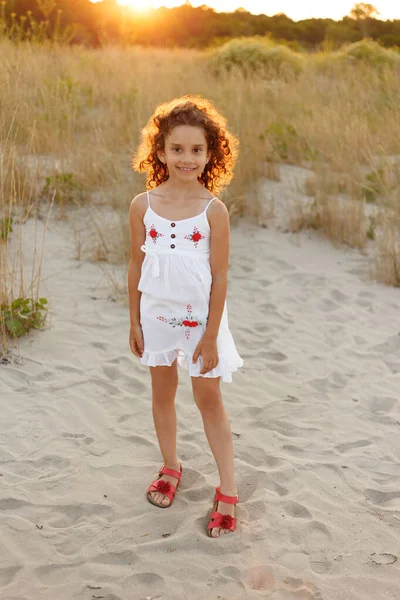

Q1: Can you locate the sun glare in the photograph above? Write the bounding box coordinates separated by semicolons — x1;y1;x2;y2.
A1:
115;0;192;10
94;0;399;20
117;0;153;11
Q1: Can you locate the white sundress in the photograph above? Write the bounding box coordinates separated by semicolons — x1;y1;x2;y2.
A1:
138;190;243;383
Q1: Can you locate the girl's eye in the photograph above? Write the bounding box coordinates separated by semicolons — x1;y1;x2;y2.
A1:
172;148;201;153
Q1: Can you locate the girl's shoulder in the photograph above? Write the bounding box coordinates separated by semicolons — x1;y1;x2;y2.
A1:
207;197;228;218
129;191;149;225
207;198;230;232
131;191;148;206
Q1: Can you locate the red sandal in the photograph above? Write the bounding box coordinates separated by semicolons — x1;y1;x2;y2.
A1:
146;464;183;508
207;486;238;537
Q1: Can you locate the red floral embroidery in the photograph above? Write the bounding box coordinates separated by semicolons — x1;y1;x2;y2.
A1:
184;226;205;248
147;224;164;244
157;304;203;339
182;320;198;327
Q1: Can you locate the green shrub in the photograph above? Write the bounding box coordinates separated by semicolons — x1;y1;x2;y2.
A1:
361;164;399;203
41;172;84;205
313;39;400;74
1;217;13;241
209;37;305;80
261;121;318;163
362;169;384;203
339;39;400;69
367;215;377;240
1;297;48;338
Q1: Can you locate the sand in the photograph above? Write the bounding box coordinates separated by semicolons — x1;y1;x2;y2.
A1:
1;188;400;600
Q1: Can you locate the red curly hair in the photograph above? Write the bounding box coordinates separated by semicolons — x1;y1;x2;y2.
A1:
131;95;239;196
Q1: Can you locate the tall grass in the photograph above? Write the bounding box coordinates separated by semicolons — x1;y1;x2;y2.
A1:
0;37;399;291
0;117;49;355
0;0;76;44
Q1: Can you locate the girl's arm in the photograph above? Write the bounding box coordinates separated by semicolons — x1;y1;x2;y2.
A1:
128;195;146;355
192;199;230;375
204;200;230;340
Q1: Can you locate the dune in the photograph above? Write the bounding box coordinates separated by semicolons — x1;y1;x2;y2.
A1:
1;186;400;599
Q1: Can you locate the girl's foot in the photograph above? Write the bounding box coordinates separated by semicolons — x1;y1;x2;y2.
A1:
207;487;238;537
147;463;182;508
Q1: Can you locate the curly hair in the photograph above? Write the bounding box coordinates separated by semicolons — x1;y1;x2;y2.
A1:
131;95;239;196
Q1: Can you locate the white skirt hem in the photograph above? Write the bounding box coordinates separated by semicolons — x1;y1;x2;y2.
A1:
140;347;243;383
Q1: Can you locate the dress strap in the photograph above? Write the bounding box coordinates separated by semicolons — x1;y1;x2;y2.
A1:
204;197;217;212
147;190;151;208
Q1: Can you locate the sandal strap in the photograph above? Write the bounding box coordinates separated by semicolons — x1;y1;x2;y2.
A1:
208;511;236;531
159;464;182;480
214;486;238;504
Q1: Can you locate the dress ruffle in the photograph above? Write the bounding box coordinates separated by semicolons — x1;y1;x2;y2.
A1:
140;347;243;384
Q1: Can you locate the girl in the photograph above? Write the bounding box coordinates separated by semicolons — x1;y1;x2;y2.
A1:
128;95;243;538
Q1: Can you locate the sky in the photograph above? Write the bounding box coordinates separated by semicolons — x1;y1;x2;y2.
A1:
103;1;399;21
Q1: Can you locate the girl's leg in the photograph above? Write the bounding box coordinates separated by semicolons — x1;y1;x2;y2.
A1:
191;376;237;537
148;360;181;507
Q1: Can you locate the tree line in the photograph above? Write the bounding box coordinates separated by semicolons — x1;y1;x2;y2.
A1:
2;0;400;49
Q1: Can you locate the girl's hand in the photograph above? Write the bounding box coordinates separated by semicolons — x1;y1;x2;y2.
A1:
192;336;219;375
129;324;144;358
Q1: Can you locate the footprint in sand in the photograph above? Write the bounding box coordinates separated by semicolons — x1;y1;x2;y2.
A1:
330;288;348;303
335;439;372;453
305;521;332;574
246;406;263;418
242;499;266;522
281;576;324;599
236;470;262;502
283;500;312;519
284;394;300;403
259;350;287;362
265;479;289;497
0;566;22;588
91;341;108;351
384;360;400;374
364;488;400;509
91;549;140;567
236;446;271;469
34;563;80;585
373;334;400;354
369;396;397;414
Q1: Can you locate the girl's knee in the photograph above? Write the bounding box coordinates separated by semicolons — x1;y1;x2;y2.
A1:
191;374;220;391
192;376;222;412
150;362;178;400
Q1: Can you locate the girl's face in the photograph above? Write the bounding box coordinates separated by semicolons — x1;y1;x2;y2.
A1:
158;125;211;181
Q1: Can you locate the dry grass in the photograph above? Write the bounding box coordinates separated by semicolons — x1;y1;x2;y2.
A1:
0;38;399;292
0;119;50;355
